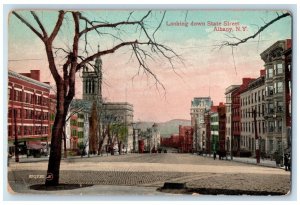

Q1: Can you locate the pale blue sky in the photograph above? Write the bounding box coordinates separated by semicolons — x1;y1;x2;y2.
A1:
8;10;292;122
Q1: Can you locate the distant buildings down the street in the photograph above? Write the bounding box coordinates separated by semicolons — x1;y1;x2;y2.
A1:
190;97;213;152
160;125;193;153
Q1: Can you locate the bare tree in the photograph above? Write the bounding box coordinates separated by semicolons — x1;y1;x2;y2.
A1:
12;10;179;186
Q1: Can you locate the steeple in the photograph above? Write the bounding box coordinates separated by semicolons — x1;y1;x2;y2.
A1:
95;44;102;74
82;44;103;103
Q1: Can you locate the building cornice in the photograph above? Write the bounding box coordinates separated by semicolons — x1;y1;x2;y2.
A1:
8;70;52;90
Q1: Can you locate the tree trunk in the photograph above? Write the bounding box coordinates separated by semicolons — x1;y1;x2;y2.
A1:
119;140;122;155
45;85;71;186
62;127;67;158
45;112;64;186
98;127;107;155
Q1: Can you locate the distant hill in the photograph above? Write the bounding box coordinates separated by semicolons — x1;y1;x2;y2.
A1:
136;119;191;138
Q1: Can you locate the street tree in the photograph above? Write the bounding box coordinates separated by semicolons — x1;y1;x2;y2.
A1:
12;10;179;186
111;123;128;155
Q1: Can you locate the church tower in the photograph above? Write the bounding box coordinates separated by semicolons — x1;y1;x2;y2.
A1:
82;46;102;103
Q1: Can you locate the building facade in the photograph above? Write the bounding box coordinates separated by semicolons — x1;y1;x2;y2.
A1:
224;85;240;156
8;70;51;156
210;103;226;154
64;99;92;153
178;125;194;153
102;102;134;152
240;70;267;156
260;39;291;158
231;78;255;156
284;46;292;153
190;97;213;152
81;54;135;153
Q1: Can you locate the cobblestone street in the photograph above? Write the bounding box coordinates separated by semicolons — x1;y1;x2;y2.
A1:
7;153;291;195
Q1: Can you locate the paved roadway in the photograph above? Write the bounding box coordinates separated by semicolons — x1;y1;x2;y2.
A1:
7;153;291;196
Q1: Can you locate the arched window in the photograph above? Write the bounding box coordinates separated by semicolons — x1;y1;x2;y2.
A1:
92;79;95;94
85;80;89;94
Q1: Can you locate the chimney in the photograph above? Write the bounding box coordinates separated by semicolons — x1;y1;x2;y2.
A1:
242;78;253;85
286;39;292;49
30;70;40;81
260;70;266;77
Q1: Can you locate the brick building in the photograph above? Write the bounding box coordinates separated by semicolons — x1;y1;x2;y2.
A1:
224;85;240;156
178;125;194;153
231;78;255;156
8;70;52;156
160;126;193;153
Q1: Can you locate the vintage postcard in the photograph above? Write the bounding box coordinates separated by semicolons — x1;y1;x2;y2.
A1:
7;9;292;197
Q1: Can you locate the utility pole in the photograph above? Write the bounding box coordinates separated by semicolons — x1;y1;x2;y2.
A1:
253;109;260;164
14;109;19;162
246;109;262;164
195;120;198;153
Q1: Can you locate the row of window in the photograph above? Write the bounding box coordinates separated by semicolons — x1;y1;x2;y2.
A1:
241;89;265;107
264;101;284;115
8;88;49;106
70;120;84;127
240;137;266;153
8;108;50;120
241;121;265;134
241;104;265;118
240;138;283;154
231;119;283;134
8;125;48;136
85;79;98;94
71;129;84;138
234;100;283;118
266;63;283;79
265;82;283;96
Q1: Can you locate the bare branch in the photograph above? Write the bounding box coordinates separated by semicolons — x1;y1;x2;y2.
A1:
12;11;44;40
231;47;237;75
76;41;138;71
152;11;166;42
79;11;152;37
53;47;70;55
49;10;65;42
30;11;48;38
221;12;290;47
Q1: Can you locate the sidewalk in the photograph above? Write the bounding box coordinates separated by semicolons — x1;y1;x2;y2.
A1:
9;153;284;169
201;153;282;169
8;153;117;164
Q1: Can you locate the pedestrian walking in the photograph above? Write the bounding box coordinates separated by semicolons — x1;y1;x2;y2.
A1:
288;154;291;171
213;152;216;160
284;154;289;171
